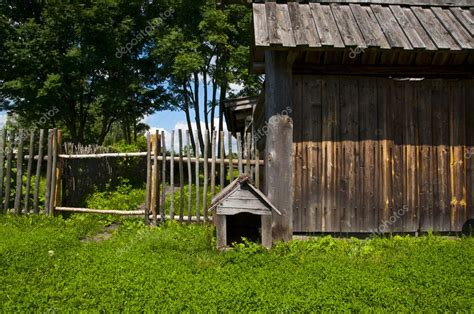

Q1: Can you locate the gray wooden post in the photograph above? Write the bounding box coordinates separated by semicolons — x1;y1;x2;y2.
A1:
261;215;272;249
216;215;227;249
264;50;294;242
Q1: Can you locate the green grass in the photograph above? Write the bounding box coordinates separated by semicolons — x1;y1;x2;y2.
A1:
0;214;472;312
86;179;221;217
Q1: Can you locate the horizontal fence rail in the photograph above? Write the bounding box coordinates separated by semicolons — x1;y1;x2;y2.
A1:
0;128;261;225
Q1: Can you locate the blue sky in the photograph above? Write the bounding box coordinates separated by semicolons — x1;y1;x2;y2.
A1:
143;82;244;146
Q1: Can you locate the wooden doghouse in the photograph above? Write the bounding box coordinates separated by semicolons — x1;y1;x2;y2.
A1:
209;175;281;249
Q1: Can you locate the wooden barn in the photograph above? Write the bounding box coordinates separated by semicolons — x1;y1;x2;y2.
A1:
245;0;473;241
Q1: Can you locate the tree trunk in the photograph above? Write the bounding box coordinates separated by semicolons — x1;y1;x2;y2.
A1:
217;82;227;154
193;73;205;154
183;90;197;154
203;70;210;144
98;117;114;146
210;78;217;134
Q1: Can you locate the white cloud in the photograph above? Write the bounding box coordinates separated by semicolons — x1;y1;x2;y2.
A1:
0;113;6;128
229;83;244;94
148;127;171;150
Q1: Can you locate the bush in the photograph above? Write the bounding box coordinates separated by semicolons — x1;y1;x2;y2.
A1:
86;178;145;211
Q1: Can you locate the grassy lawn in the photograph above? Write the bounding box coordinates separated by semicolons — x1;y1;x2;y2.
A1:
86;180;221;217
0;214;472;312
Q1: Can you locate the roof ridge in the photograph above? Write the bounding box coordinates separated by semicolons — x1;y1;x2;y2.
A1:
252;0;473;8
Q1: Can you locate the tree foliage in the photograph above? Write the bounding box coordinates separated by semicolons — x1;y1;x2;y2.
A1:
0;0;261;146
153;0;261;153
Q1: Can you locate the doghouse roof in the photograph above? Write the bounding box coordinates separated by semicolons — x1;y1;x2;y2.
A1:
251;0;473;72
209;175;282;215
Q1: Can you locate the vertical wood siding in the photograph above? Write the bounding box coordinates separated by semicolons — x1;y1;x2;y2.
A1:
293;75;473;233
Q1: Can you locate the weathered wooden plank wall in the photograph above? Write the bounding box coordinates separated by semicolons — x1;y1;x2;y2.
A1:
293;75;473;233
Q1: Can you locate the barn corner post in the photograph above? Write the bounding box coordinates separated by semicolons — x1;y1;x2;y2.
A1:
264;50;294;243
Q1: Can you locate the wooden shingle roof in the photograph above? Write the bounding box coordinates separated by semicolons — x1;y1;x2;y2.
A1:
254;2;473;50
252;1;473;70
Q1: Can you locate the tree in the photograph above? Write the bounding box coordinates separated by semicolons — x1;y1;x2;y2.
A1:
152;0;261;154
0;0;171;144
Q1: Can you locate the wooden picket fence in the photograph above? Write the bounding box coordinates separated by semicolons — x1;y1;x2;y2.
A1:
141;129;262;225
0;128;261;224
0;128;60;215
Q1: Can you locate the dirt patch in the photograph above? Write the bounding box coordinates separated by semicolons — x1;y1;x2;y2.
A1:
81;222;121;243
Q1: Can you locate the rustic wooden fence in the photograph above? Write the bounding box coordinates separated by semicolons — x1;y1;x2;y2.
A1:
0;128;58;215
0;128;261;224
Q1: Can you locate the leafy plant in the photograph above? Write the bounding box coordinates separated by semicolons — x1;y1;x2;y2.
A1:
86;178;145;211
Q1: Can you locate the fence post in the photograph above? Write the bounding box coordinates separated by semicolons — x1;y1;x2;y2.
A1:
178;129;184;222
150;131;160;226
202;130;209;223
0;129;6;213
160;131;167;221
156;131;161;223
54;130;63;213
186;130;192;223
33;130;45;214
44;129;53;214
144;132;151;225
228;132;234;183
170;130;175;220
220;131;225;188
237;132;243;175
14;129;24;214
211;131;216;197
255;148;260;189
195;139;200;222
4;131;14;212
24;132;35;213
48;129;61;216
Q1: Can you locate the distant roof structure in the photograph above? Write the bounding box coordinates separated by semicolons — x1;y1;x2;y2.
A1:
252;0;474;71
222;96;258;134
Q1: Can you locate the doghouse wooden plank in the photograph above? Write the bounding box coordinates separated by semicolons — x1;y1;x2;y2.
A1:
217;207;272;216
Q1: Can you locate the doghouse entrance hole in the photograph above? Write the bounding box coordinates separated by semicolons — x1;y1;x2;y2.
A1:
226;213;261;244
